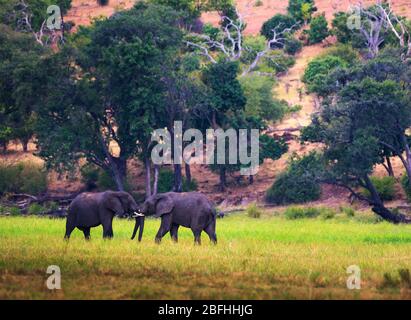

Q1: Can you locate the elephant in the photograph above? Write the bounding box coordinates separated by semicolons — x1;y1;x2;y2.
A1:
65;191;145;240
131;192;217;245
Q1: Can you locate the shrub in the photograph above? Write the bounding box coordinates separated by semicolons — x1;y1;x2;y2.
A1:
287;0;316;23
360;176;396;201
284;37;302;55
260;14;297;41
320;208;336;220
307;14;329;44
401;174;411;202
302;55;347;94
27;203;46;215
80;163;117;191
240;75;287;122
322;44;360;65
8;206;21;216
284;207;321;220
267;51;296;73
266;152;322;205
339;206;355;217
246;203;262;218
156;168;198;193
0;161;47;195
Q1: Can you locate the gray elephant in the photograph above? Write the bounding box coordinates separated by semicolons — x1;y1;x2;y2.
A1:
65;191;144;240
132;192;217;245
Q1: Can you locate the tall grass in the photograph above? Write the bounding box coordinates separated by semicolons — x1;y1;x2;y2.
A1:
1;215;411;299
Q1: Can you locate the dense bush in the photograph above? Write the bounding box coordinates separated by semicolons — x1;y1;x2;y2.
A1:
284;36;302;55
240;75;287;122
322;44;360;65
287;0;316;23
266;50;296;73
302;55;347;93
0;161;47;195
266;152;322;205
360;176;396;201
156;168;198;193
307;14;329;44
246;203;263;218
260;14;297;41
27;203;46;215
80;163;117;191
401;174;411;202
284;206;321;219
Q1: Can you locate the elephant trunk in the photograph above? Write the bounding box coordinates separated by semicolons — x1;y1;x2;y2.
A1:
131;216;145;242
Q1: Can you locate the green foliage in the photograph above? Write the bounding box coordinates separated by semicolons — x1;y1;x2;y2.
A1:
401;174;411;202
246;203;262;218
266;152;322;205
8;206;21;216
287;0;316;23
331;12;362;46
360;176;396;201
27;203;46;215
202;61;246;114
266;50;296;73
322;44;360;65
0;24;47;150
284;207;321;220
339;206;355;217
0;162;47;195
156;168;198;193
260;14;298;40
241;35;266;64
80;163;117;191
284;36;302;55
35;3;184;191
307;14;329;44
302;55;347;94
239;75;286;122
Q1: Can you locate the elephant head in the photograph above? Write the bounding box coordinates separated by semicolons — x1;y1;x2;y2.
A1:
104;191;144;242
131;194;174;241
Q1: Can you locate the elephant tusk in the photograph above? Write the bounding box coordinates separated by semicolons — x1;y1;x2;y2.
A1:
132;211;145;218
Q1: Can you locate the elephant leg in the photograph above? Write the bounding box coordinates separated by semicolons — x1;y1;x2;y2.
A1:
170;224;179;243
204;222;217;245
102;219;114;239
155;215;172;244
82;227;91;240
192;229;202;245
64;220;75;240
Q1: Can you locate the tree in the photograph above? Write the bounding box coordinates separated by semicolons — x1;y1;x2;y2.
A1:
301;78;411;223
185;8;299;76
260;14;298;41
287;0;316;23
307;13;329;44
35;3;183;192
302;55;348;95
239;75;287;122
0;24;47;152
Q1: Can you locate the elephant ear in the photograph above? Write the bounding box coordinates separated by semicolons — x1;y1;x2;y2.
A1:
105;193;124;216
154;194;174;217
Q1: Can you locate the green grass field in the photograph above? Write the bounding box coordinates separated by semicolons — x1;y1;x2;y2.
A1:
1;213;411;299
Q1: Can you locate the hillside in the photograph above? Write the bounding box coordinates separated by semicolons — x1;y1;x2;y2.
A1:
3;0;411;209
